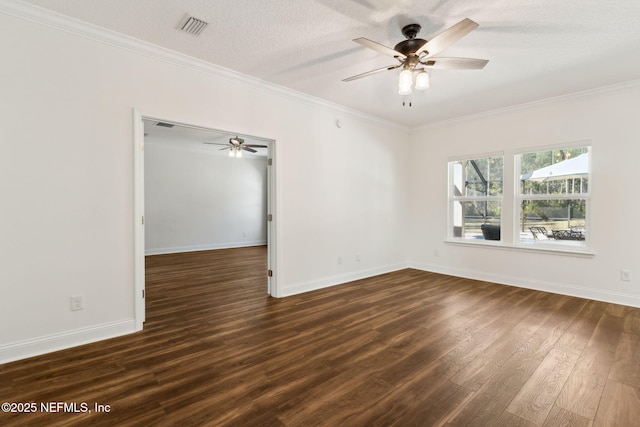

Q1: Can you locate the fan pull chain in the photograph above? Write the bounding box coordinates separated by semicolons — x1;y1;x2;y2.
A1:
402;95;413;107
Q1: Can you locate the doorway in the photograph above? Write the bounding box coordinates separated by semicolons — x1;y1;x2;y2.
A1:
133;110;277;329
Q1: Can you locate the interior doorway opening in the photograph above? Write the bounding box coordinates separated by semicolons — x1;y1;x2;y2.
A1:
133;111;277;329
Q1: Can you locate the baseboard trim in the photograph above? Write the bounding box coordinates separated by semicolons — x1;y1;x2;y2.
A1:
0;319;137;365
281;262;409;297
145;241;267;256
410;261;640;308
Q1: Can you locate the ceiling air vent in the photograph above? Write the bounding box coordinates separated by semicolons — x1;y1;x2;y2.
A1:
155;122;175;128
179;15;209;36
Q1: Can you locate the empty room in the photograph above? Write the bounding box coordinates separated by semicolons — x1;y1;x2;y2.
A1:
1;0;639;425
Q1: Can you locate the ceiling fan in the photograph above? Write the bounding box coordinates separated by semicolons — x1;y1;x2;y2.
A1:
203;136;267;158
343;18;488;96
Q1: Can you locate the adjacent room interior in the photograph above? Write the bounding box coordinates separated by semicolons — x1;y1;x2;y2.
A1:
142;119;273;301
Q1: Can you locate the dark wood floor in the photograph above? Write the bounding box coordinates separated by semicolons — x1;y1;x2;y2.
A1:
2;246;640;426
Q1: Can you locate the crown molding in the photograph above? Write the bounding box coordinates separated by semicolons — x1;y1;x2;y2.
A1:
412;78;640;131
0;0;407;131
8;0;634;135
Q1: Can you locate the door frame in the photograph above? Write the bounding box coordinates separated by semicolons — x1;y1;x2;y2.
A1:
132;109;279;331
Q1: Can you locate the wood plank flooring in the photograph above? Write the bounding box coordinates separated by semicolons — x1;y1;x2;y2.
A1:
2;246;640;426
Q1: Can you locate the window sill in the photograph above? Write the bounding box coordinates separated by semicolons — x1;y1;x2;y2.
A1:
444;239;595;257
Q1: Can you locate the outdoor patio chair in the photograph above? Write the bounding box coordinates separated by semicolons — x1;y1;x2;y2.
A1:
530;226;550;240
551;229;585;240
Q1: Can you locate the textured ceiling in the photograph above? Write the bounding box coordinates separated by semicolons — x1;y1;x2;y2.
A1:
21;0;640;127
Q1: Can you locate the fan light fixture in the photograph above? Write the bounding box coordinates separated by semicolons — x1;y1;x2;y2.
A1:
228;147;243;158
228;137;243;158
415;70;430;90
398;69;430;94
398;69;413;95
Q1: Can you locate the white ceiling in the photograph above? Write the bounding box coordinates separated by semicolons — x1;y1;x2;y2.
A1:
143;120;270;158
22;0;640;127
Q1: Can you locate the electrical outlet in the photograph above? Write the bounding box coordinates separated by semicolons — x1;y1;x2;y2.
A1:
356;254;361;262
621;270;632;282
70;295;83;311
337;256;342;265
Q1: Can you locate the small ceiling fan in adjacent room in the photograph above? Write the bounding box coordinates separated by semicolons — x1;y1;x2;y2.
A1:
203;136;267;158
343;18;488;102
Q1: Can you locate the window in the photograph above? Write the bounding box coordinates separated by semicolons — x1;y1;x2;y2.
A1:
516;146;590;248
449;155;503;241
447;145;592;252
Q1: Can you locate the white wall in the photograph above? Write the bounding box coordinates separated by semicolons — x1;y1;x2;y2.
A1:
4;0;636;364
409;83;640;306
0;3;409;362
144;137;268;255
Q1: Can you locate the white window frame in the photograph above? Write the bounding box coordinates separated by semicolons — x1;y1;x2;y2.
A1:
514;144;591;251
447;152;504;242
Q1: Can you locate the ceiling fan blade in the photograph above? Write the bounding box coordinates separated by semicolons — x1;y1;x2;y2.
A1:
218;147;230;151
421;57;488;70
417;18;479;58
343;64;402;82
244;144;268;148
241;146;258;153
203;142;228;146
353;37;406;59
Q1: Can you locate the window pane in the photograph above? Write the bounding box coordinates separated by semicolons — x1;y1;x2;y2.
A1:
451;157;503;197
518;199;587;244
519;147;589;195
452;201;501;240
